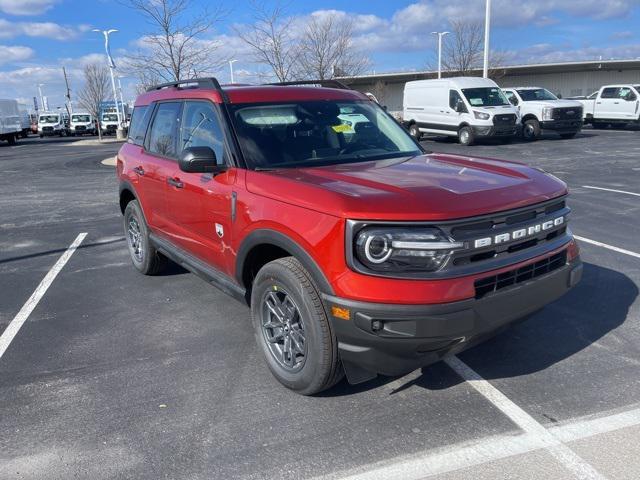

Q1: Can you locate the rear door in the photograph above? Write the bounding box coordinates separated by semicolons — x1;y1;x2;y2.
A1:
613;87;639;120
164;99;237;274
138;101;183;232
596;87;620;119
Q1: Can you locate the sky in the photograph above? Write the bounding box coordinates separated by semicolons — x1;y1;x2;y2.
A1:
1;0;640;110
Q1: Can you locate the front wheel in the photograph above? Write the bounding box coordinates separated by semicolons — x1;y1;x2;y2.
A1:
458;126;474;146
251;257;343;395
123;200;167;275
408;123;421;140
522;119;540;140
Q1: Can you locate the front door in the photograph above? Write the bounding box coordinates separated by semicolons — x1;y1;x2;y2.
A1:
164;100;236;275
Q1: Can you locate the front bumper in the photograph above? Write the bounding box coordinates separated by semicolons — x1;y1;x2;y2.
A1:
472;125;518;137
323;256;582;383
541;120;583;132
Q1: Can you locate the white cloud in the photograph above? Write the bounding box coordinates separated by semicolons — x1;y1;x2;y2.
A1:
0;19;82;40
0;45;34;65
0;0;58;15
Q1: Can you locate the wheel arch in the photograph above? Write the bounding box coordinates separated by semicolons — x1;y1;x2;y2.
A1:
522;113;539;124
236;229;334;297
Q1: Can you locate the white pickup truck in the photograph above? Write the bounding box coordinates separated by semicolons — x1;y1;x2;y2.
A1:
502;87;583;140
0;99;22;145
577;85;640;128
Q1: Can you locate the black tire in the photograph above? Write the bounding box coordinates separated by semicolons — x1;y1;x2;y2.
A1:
408;123;421;140
39;134;43;138
251;257;343;395
123;200;167;275
458;126;474;146
559;132;577;139
7;135;16;145
522;119;540;141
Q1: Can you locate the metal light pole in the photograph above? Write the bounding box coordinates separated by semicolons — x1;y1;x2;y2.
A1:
431;32;450;79
37;84;45;111
483;0;492;78
117;76;127;127
229;59;238;83
93;28;124;138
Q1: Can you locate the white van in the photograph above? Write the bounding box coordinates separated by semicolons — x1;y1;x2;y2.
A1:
403;77;519;145
70;112;96;136
38;112;68;137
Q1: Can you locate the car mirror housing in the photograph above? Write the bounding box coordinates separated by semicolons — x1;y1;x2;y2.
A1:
179;146;226;174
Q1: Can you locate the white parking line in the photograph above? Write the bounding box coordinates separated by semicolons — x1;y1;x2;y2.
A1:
0;233;87;360
444;356;606;480
574;235;640;259
582;185;640;197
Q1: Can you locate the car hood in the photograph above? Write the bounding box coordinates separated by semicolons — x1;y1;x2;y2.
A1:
245;153;567;221
526;99;584;108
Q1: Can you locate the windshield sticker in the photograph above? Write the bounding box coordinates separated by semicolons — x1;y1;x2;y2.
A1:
469;98;483;106
332;124;354;133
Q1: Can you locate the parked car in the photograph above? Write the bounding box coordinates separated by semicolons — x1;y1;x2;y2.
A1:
403;77;519;145
38;112;68;137
0;99;21;145
577;85;640;128
502;87;583;140
117;78;582;395
70;112;96;136
100;112;120;135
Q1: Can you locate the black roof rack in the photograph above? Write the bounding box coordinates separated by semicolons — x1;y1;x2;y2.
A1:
146;77;229;102
266;79;351;90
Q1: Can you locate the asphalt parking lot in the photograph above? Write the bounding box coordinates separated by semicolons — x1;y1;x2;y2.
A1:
1;128;639;479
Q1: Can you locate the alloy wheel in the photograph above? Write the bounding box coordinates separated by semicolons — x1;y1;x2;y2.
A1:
127;215;144;263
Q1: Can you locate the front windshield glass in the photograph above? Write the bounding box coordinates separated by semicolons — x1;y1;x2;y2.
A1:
72;115;91;122
517;88;558;101
39;115;59;123
102;114;118;122
461;87;509;107
229;100;421;169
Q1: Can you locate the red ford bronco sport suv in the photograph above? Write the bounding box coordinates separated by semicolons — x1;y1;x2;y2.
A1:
117;78;582;395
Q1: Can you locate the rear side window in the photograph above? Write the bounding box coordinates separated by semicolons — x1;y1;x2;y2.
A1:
147;102;182;158
179;101;226;162
128;106;152;146
601;87;619;99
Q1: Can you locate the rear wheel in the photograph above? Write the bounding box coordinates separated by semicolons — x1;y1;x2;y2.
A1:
458;126;474;146
251;257;343;395
7;135;16;145
123;200;167;275
522;119;540;140
408;123;421;140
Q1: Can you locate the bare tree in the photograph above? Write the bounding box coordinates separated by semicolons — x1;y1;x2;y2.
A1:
123;0;225;83
368;80;388;105
297;14;369;80
78;64;109;140
439;20;508;78
235;1;298;82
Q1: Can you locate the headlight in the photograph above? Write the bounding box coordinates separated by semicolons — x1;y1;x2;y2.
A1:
473;111;490;120
542;107;554;121
354;226;463;273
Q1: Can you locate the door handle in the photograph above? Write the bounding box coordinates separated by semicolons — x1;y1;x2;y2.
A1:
614;102;620;105
133;166;145;176
167;177;184;189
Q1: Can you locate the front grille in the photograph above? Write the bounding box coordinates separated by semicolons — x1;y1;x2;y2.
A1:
474;251;567;299
552;107;582;120
43;126;53;132
106;124;117;131
493;114;517;126
75;125;86;131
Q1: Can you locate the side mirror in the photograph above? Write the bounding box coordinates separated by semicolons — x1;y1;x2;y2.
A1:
455;100;466;113
179;146;226;174
508;97;518;106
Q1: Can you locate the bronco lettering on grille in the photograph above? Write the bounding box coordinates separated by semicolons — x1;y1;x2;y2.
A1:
473;216;564;249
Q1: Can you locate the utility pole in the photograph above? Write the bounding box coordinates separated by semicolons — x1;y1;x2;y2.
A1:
37;84;45;112
93;28;124;138
63;66;73;118
117;76;127;127
483;0;491;78
229;59;237;83
431;31;450;79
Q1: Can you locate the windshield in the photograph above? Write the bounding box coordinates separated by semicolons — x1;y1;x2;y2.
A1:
72;115;91;122
229;100;421;169
517;88;558;101
461;87;509;107
39;115;59;123
102;114;118;122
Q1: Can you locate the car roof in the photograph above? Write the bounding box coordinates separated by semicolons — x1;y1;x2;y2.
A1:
135;85;368;107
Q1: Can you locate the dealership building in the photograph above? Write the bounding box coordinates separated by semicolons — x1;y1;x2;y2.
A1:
339;59;640;114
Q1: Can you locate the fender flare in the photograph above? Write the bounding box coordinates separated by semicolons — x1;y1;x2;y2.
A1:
118;180;150;224
236;229;334;295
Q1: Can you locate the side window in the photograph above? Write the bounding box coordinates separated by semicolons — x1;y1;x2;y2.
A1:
504;91;518;105
618;87;636;101
179;101;226;162
147;102;182;158
449;90;465;110
601;87;619;99
128;105;152;146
